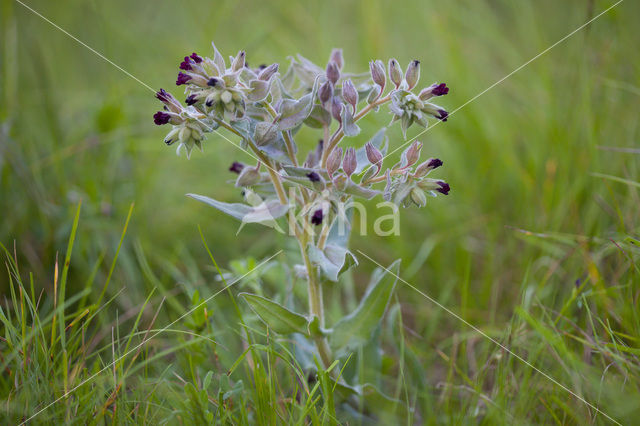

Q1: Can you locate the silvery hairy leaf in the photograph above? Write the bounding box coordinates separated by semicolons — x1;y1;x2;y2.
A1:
307;243;358;282
304;105;332;128
330;259;400;352
277;77;320;130
187;193;289;226
341;107;361;137
247;79;270;102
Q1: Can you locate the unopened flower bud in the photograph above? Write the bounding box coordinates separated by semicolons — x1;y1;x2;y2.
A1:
369;60;386;88
220;90;233;104
326;61;340;85
235;165;261;187
414;158;442;177
410;187;427;207
343;147;357;177
403;141;422;167
326;147;343;177
179;56;193;71
342;79;358;111
365;142;383;169
330;48;344;69
331;98;343;123
259;63;279;81
405;60;420;90
436;109;448;121
319;80;333;104
307;172;321;182
311;209;324;226
232;51;246;72
388;59;403;88
229;162;245;174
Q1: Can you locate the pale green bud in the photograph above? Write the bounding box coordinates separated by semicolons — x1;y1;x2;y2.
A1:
235;166;261;187
410;187;427;207
388;59;403;88
231;51;246;72
405;60;420;90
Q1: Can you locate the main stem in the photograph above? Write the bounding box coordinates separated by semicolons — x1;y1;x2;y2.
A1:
299;237;333;369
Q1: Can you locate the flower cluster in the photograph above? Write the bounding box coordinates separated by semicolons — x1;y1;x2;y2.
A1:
153;43;452;205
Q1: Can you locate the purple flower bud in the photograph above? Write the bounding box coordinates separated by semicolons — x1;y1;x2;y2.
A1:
365;142;383;168
307;172;321;182
176;72;192;85
319;80;333;104
207;77;219;87
258;63;279;81
369;60;386;88
326;147;343;177
436;181;450;195
179;56;193;71
436;109;448;122
343;147;357;177
311;209;324;226
326;62;340;85
331;98;343;123
330;48;344;69
342;79;358;111
156;88;173;104
153;111;171;125
403;140;422;167
388;59;403;88
190;52;203;63
229;161;245;174
185;94;198;105
405;60;420;90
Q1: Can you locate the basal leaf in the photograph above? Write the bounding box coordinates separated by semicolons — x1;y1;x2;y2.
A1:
240;292;309;335
330;259;400;351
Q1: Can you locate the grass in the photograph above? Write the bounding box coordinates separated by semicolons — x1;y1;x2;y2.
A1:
1;0;639;423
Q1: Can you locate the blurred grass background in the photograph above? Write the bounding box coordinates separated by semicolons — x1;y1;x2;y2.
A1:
1;0;639;423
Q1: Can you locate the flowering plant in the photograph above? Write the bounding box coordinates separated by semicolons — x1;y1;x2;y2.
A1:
154;42;450;416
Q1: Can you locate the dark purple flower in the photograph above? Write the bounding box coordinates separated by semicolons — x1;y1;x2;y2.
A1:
432;83;449;96
190;52;203;63
436;181;450;195
207;77;219;87
185;94;198;105
311;209;324;226
307;172;321;182
176;72;192;85
156;88;172;103
179;57;193;71
427;158;443;169
436;109;448;121
153;111;171;125
229;162;245;174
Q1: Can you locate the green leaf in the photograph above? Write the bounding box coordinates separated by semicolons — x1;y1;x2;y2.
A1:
341;107;361;137
330;260;401;351
240;293;310;335
277;77;320;130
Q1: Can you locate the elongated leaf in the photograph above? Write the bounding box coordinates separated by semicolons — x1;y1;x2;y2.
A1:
330;260;400;351
240;293;310;335
341;107;361;137
187;194;289;225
